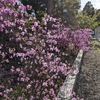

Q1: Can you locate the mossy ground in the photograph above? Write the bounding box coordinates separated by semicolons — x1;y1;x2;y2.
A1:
91;39;100;51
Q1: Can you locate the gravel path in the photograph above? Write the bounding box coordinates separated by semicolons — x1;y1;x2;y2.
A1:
75;48;100;100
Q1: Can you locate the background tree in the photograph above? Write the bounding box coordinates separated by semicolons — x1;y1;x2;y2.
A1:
83;1;95;17
47;0;53;15
52;0;81;27
20;0;47;19
19;0;80;27
96;9;100;26
77;12;99;30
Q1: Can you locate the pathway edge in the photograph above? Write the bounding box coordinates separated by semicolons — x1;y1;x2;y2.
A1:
57;50;83;100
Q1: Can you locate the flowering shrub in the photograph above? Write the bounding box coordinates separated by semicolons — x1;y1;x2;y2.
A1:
0;0;92;99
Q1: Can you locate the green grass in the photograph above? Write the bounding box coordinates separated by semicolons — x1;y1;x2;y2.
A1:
91;40;100;52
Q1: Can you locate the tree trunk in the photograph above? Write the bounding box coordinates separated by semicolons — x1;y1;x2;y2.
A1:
47;0;52;16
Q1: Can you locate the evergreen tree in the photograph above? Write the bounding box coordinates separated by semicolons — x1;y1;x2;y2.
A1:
83;1;95;17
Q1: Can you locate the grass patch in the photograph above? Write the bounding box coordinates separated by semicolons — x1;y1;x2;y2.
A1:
91;40;100;52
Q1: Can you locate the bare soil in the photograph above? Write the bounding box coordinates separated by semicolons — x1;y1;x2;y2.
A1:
75;40;100;100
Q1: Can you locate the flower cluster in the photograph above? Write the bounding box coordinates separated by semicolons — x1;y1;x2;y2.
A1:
0;0;92;100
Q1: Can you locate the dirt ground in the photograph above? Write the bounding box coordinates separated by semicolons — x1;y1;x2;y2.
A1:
75;40;100;100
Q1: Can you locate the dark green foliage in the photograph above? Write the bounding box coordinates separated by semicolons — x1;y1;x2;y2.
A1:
21;0;46;20
20;0;81;27
51;0;81;27
83;1;95;17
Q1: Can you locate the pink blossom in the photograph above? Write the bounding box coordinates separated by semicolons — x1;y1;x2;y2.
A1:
34;22;38;27
21;32;25;36
16;53;25;57
26;5;32;10
26;41;32;46
31;26;36;31
43;82;48;86
20;78;25;82
0;92;3;96
27;84;31;89
0;85;4;88
72;97;77;100
1;52;5;58
0;46;2;49
30;96;34;100
16;37;21;41
16;68;20;72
